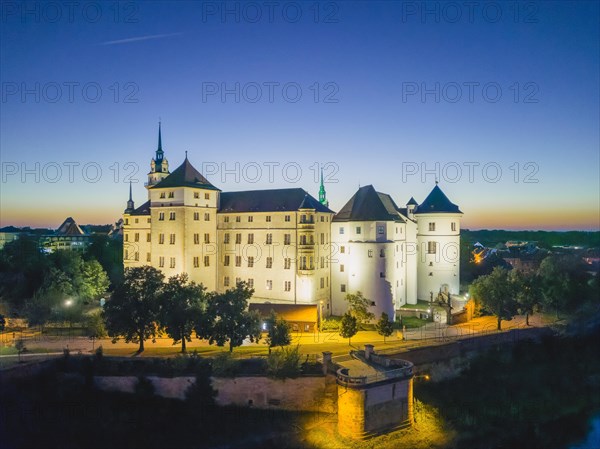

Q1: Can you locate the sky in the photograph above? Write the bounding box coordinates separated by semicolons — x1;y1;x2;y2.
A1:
1;0;599;231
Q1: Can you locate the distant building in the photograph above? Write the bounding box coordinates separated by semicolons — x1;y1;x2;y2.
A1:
0;230;20;249
249;303;318;333
40;217;91;253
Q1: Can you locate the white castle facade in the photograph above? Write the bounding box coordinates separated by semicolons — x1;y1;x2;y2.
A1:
123;126;462;320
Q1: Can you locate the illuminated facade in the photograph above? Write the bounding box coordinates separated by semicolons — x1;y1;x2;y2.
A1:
123;126;462;318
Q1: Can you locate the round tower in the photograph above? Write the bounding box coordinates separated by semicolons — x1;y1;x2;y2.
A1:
414;184;462;301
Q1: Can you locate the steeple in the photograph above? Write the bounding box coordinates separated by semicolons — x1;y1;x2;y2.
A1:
124;181;135;213
318;168;328;207
147;121;170;190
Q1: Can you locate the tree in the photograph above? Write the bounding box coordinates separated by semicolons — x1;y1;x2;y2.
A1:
86;310;107;351
265;310;291;354
339;312;358;346
376;312;394;343
510;270;542;326
160;273;207;352
201;282;261;353
344;291;374;328
0;314;5;332
79;259;110;303
103;266;164;353
469;266;516;330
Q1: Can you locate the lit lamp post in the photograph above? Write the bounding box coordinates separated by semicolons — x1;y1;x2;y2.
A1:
64;299;73;341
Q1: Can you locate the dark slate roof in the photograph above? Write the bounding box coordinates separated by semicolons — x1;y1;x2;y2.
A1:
152;158;220;191
414;185;462;214
219;189;334;213
130;200;151;216
333;185;404;222
407;197;418;206
56;217;86;236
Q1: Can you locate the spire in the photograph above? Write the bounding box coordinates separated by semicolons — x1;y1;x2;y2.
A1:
158;120;162;152
318;168;328;207
125;181;135;214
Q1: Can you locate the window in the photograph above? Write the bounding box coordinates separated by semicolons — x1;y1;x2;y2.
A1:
224;233;230;244
368;249;373;258
236;216;241;222
428;241;437;254
224;276;230;287
340;245;345;254
320;278;324;289
146;233;151;242
194;233;200;244
125;234;129;242
266;216;271;222
204;213;210;221
320;257;324;269
194;192;199;199
160;192;166;199
134;252;139;261
379;272;384;278
168;192;174;198
247;278;254;288
266;233;272;244
320;216;324;222
194;212;199;221
224;255;230;266
266;257;273;268
451;222;457;232
204;233;210;244
340;264;345;272
159;212;165;221
339;227;345;235
235;233;242;244
284;234;291;245
266;280;273;290
235;277;241;285
429;272;433;276
235;256;242;267
193;257;199;268
204;256;210;267
248;234;254;244
170;234;176;244
135;218;139;223
284;215;290;222
170;257;176;268
146;253;151;262
284;281;291;292
380;249;385;258
429;222;435;231
159;256;165;268
169;212;176;220
159;234;165;244
341;284;346;292
284;258;291;269
377;225;384;234
320;233;324;244
124;249;129;259
205;193;210;200
248;216;253;222
248;256;254;268
224;216;229;223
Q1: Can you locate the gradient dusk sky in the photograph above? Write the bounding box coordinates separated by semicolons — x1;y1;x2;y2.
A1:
1;1;598;231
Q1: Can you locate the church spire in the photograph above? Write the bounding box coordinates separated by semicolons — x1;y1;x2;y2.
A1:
318;168;328;207
158;120;162;152
124;180;135;213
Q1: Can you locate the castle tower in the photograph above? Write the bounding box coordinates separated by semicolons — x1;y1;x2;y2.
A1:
414;183;462;301
124;181;135;214
147;122;170;189
318;169;328;207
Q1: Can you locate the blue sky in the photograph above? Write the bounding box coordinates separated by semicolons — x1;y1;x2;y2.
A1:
1;1;599;230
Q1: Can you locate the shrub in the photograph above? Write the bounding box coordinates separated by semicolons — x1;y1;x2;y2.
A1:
134;376;155;398
211;352;239;377
321;317;341;331
267;345;301;379
185;364;217;411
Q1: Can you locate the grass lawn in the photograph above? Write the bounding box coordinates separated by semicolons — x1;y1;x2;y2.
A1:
401;316;429;328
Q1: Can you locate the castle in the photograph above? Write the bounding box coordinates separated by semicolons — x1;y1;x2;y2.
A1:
123;125;462;319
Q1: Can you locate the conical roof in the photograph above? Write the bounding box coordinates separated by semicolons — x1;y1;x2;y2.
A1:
333;185;404;222
414;185;462;214
152;157;220;190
